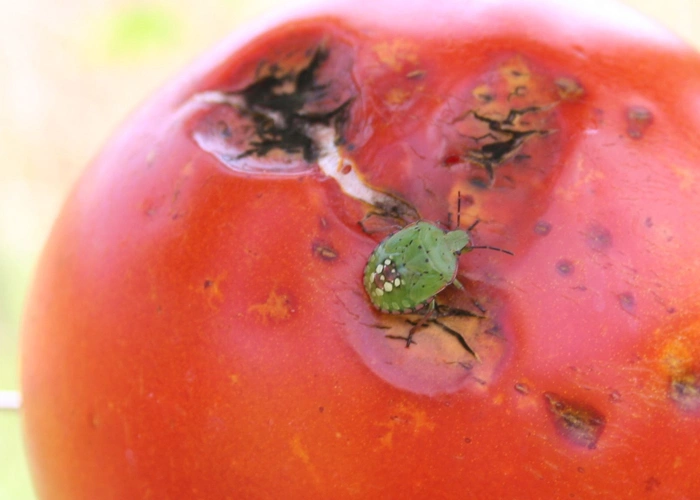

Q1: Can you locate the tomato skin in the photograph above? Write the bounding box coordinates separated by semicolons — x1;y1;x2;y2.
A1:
21;1;700;498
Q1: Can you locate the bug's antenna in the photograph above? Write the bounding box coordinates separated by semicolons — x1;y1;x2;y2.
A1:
471;245;514;256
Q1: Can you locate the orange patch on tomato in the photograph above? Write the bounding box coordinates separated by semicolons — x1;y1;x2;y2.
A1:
248;289;292;324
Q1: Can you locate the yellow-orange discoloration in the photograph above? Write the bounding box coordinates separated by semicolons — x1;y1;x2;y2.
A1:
472;83;494;102
667;163;696;192
385;87;411;106
376;402;435;449
555;77;584;100
248;289;292;324
500;57;532;92
373;40;419;71
290;434;320;484
654;319;700;376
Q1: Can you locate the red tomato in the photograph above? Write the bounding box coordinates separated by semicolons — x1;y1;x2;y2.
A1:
21;0;700;498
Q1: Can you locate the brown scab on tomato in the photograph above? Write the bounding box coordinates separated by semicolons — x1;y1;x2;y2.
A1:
544;392;606;449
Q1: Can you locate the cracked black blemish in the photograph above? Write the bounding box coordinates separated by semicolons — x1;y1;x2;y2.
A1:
544;392;606;449
386;304;482;357
394;317;479;358
373;324;392;330
234;49;352;162
670;372;700;412
194;45;357;176
556;259;574;276
455;107;551;180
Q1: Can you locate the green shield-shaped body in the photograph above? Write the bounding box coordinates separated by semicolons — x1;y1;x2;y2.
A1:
364;221;471;313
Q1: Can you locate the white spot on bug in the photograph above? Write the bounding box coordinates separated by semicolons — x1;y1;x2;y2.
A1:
383;282;393;292
394;278;401;287
376;264;383;274
375;288;384;297
391;302;400;310
384;259;391;265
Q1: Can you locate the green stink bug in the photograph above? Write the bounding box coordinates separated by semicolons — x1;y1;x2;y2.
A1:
364;221;469;313
363;196;511;356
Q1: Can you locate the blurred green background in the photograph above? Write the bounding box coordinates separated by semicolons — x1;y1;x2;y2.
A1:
1;0;699;498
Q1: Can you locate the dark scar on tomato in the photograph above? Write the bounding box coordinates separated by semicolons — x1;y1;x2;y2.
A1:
585;223;613;251
232;48;353;162
626;105;653;139
312;240;339;261
534;220;552;236
544;392;606;449
670;371;700;413
555;259;574;276
454;107;551;180
617;292;636;315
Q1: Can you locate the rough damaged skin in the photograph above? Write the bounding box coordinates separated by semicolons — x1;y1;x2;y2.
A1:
21;0;700;498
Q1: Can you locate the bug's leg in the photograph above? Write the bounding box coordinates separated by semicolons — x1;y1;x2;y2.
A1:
358;210;404;235
385;330;418;348
430;319;480;361
385;300;436;348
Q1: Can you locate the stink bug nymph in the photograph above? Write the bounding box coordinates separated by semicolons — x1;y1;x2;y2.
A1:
363;195;511;355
